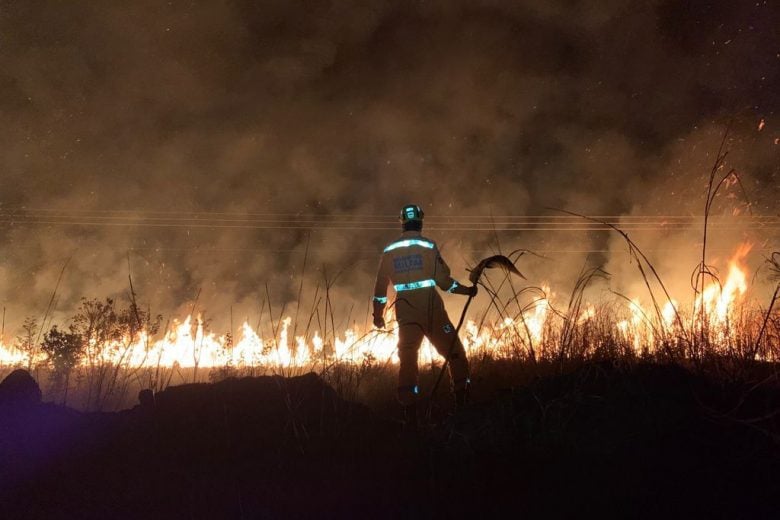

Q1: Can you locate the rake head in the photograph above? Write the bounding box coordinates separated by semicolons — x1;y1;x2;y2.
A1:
468;255;525;284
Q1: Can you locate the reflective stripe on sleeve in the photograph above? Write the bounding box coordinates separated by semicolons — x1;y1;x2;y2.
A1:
372;296;388;304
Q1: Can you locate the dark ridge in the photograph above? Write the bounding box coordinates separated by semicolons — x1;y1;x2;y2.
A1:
1;364;778;517
0;369;42;408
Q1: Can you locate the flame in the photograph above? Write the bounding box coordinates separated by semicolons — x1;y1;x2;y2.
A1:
693;243;751;332
614;243;753;352
617;299;648;353
661;300;678;330
0;244;762;370
578;304;596;325
526;287;551;344
0;342;27;366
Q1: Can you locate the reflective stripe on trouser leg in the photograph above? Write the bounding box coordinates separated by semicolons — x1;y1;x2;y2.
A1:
397;324;424;405
453;377;471;391
397;385;419;405
428;319;470;392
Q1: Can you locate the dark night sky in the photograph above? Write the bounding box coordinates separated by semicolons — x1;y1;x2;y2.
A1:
0;1;778;331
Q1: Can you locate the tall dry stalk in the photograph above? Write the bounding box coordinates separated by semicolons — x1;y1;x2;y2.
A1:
553;208;685;360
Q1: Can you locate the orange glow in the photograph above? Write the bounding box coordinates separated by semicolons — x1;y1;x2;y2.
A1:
0;245;763;369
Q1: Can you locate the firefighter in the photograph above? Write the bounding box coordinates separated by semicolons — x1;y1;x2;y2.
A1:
372;204;477;425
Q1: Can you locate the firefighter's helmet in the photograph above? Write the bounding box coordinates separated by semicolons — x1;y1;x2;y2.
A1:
400;204;424;223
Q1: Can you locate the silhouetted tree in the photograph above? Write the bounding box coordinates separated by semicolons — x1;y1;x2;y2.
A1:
15;316;39;371
70;297;162;410
40;325;84;404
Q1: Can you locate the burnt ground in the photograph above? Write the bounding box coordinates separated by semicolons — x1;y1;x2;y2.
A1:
1;363;779;519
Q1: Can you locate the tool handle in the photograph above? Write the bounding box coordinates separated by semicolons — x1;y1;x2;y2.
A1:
428;292;475;401
454;293;475;333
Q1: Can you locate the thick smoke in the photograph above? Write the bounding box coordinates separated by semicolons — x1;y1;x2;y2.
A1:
0;1;778;335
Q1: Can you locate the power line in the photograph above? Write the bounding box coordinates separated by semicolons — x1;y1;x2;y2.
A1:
0;246;772;255
1;219;778;231
1;209;774;220
3;216;778;224
0;208;775;220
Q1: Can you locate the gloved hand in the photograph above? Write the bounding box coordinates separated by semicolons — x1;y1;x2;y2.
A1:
373;315;386;329
466;284;478;297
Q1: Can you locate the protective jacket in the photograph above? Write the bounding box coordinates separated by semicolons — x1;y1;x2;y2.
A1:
373;230;470;404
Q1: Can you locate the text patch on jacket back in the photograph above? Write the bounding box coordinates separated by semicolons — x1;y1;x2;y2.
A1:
393;254;423;273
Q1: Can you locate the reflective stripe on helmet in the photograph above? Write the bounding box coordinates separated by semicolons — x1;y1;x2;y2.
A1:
400;204;424;222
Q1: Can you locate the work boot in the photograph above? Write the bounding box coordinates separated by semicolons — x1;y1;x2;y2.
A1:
454;387;470;412
402;403;418;432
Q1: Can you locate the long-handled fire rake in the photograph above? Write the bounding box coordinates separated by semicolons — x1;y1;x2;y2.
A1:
428;254;524;404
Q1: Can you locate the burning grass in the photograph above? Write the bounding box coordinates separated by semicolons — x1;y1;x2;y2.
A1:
0;239;778;411
1;137;778;410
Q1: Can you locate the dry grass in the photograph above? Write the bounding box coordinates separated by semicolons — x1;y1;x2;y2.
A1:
4;129;779;412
